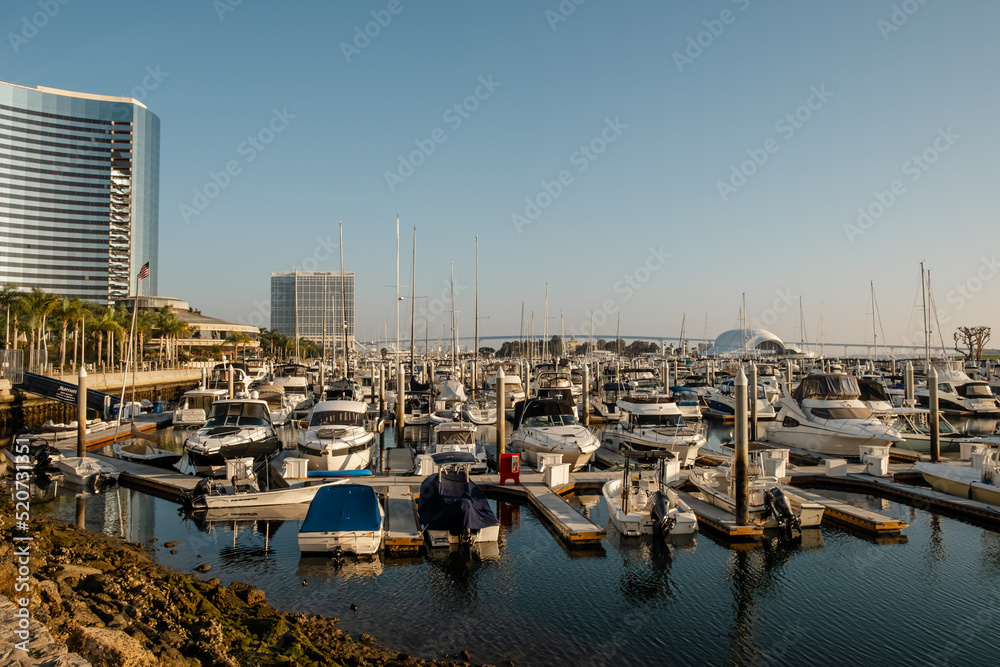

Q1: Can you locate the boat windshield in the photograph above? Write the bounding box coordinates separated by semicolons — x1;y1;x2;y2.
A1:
959;383;994;398
310;410;364;427
808;406;873;420
437;430;475;445
634;414;685;427
186;395;218;411
205;402;270;427
524;414;580;427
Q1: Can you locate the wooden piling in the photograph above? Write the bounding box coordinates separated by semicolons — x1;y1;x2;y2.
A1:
734;368;749;525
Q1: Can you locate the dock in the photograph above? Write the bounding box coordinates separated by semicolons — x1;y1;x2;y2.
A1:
380;485;423;553
104;454;201;501
675;490;764;541
482;478;604;546
385;447;415;474
786;487;908;536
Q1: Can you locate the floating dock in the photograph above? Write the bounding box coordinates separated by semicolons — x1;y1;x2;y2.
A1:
380;484;423;553
482;479;604;546
675;490;764;541
787;487;908;536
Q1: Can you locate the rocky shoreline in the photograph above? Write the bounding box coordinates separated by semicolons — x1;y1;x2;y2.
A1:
0;499;476;667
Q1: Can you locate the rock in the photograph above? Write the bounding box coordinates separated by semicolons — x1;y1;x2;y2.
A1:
229;582;265;607
52;565;103;583
68;625;158;667
461;650;471;661
194;564;212;573
163;541;179;548
66;601;104;628
160;630;184;647
169;550;177;555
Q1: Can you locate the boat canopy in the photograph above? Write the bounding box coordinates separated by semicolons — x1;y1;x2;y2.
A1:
435;426;476;445
793;374;861;401
301;485;382;533
437;379;467;402
417;470;498;531
511;398;577;429
857;377;891;403
205;400;271;427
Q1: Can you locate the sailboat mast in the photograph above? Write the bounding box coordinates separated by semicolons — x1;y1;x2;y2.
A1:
920;261;930;366
871;281;878;363
410;226;416;376
450;262;456;369
395;216;400;366
474;235;479;394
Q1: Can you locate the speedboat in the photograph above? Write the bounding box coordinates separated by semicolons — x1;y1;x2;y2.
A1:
296;400;377;471
509;397;600;471
253;384;294;426
417;452;499;547
704;379;776;419
183;399;283;477
462;397;497;425
429;379;467;424
112;440;181;468
602;450;697;537
669;386;704;421
765;373;902;457
889;408;996;453
428;421;488;474
688;444;824;531
602;395;705;467
31;419;113;442
298;484;384;556
916;361;1000;416
590;382;631;423
56;456;119;493
173;387;229;427
916;445;1000;506
180;456;348;510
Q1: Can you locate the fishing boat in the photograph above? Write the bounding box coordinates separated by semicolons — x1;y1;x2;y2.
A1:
765;373;902;457
56;456;119;493
687;444;824;531
417;451;499;547
298;484;384;556
295;400;377;471
509;397;600;471
602;395;705;467
602;450;697;537
916;446;1000;506
173;387;229;427
181;456;347;509
183;399;283;477
427;421;488;474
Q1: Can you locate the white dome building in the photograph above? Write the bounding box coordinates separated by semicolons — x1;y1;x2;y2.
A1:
706;329;789;357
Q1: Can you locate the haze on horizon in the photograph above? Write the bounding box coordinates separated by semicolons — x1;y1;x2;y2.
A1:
5;0;997;352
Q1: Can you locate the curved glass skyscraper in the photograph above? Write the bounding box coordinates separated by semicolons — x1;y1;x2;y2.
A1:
0;80;159;303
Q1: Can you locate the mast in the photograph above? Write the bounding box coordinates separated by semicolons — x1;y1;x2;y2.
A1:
395;216;400;366
474;235;479;395
871;281;878;363
799;296;808;352
678;313;686;356
410;226;416;377
920;261;930;366
450;261;456;370
543;283;549;361
340;221;348;375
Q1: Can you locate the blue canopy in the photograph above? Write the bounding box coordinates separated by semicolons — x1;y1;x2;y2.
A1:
300;484;382;533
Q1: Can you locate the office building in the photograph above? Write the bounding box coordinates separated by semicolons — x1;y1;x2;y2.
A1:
270;271;354;348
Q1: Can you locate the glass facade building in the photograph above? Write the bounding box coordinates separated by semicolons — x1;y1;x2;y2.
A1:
271;271;355;347
0;80;160;303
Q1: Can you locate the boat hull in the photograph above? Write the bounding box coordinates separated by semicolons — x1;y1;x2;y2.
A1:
195;481;337;509
424;524;500;548
298;531;382;556
917;463;1000;506
297;437;375;472
765;424;898;458
185;436;282;476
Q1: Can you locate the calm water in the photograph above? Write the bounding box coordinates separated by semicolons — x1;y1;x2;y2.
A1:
37;420;1000;666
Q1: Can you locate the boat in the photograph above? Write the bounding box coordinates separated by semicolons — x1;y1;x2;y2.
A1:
765;373;903;457
323;378;364;402
916;446;1000;506
687;444;825;531
295;400;377;471
509;397;600;471
183;399;283;477
916;361;1000;416
271;363;314;420
427;421;488;474
208;362;253;397
3;436;64;478
31;418;113;441
889;408;997;452
602;395;705;467
461;397;497;425
112;440;181;468
173;387;229;427
56;455;119;493
669;386;704;421
417;451;499;547
704;379;777;419
429;379;467;424
590;381;631;423
181;456;346;509
602;450;698;537
253;384;294;426
298;484;384;556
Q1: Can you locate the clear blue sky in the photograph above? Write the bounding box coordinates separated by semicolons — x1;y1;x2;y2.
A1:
5;0;999;351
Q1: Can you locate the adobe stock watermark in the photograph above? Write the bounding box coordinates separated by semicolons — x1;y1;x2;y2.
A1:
213;0;246;21
717;85;833;202
672;0;751;73
384;75;501;192
877;0;932;41
240;235;342;329
545;0;588;32
843;126;958;244
748;288;796;331
179;107;295;224
340;0;414;63
416;278;470;331
128;65;168;103
8;0;71;53
565;245;671;338
511;116;628;233
943;254;1000;316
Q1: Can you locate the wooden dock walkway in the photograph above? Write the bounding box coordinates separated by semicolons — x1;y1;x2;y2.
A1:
502;482;604;546
675;490;764;541
104;455;201;501
788;487;908;536
380;485;423;553
385;447;415;474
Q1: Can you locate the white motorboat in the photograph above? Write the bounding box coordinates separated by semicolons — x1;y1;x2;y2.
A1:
323;378;364;402
183;399;283;477
208;362;253;397
428;421;488;474
669;386;704;421
509;397;600;471
602;451;697;537
602;396;705;467
296;400;377;472
688;445;825;531
418;452;499;547
704;379;777;420
916;361;1000;416
173;387;229;427
589;381;631;423
298;484;384;556
765;373;902;457
271;363;314;419
916;445;1000;506
112;440;181;468
254;384;294;426
888;408;998;453
461;398;497;425
181;456;346;509
56;456;119;492
429;379;467;424
33;419;113;441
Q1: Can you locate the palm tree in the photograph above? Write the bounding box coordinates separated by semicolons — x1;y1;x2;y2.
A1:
0;283;21;349
94;308;122;370
226;332;252;362
53;297;84;372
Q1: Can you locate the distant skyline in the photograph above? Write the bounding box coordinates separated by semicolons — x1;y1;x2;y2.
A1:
4;1;998;350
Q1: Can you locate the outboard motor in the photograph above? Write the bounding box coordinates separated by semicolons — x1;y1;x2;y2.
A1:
650;492;675;536
90;472;118;494
181;477;223;508
763;487;800;534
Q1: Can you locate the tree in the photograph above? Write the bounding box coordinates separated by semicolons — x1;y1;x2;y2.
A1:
954;326;991;361
478;346;495;357
0;283;21;349
53;297;84;371
548;335;562;358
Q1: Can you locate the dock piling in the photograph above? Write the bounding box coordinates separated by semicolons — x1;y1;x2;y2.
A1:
734;368;750;526
496;366;506;456
77;367;87;457
928;365;940;463
748;362;758;442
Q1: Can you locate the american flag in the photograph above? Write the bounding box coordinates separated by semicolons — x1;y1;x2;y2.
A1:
137;261;150;281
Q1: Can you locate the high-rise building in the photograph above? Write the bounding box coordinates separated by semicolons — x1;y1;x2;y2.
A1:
0;80;160;303
270;271;355;348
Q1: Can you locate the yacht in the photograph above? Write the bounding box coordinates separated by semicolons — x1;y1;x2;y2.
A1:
208;362;253;397
590;381;632;423
669;386;704;421
704;379;777;420
296;399;377;471
916;361;1000;416
183;399;282;477
427;421;488;474
253;384;294;426
173;387;230;427
916;445;1000;506
602;395;705;467
430;379;467;424
509;397;600;471
765;373;902;456
271;363;314;420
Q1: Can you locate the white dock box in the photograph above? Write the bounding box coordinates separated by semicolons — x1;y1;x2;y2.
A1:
760;449;789;479
544;462;570;487
416;454;436;476
824;458;848;477
225;457;255;480
536;452;563;473
960;441;989;460
859;444;891;477
282;457;309;480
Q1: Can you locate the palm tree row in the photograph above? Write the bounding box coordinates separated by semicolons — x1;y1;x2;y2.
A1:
1;284;193;372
